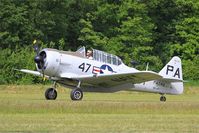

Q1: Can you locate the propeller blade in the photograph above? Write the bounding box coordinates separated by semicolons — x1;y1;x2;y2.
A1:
42;67;45;81
33;40;40;55
33;39;37;44
33;45;40;55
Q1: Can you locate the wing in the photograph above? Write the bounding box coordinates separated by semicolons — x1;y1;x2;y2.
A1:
61;71;162;87
15;69;50;79
17;69;162;88
15;69;42;76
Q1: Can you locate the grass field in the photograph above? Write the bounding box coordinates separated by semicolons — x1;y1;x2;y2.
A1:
0;84;198;133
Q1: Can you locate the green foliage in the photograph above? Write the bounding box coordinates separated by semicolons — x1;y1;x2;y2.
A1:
78;0;159;68
0;47;41;84
183;56;199;80
0;0;199;84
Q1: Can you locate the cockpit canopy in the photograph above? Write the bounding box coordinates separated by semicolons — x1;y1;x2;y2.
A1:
76;46;122;66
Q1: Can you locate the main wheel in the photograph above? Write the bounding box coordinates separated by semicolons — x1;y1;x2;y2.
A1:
45;88;57;100
70;88;83;101
160;96;166;102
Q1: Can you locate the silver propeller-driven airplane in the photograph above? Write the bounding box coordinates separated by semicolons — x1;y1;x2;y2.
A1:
17;46;184;102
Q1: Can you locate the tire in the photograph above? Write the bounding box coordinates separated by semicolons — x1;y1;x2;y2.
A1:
160;96;166;102
45;88;57;100
70;88;83;101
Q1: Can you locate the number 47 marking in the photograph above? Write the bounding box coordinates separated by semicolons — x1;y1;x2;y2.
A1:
79;63;91;72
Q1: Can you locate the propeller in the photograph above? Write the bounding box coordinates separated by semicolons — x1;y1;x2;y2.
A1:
33;40;46;81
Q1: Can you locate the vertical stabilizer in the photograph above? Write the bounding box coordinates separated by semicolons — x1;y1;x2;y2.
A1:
159;56;183;94
159;56;183;81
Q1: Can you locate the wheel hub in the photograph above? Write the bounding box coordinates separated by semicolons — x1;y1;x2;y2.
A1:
74;91;81;99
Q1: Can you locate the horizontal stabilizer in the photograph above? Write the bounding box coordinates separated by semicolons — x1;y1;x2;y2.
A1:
160;77;184;82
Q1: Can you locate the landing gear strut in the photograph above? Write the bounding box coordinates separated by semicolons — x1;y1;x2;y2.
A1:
45;82;57;100
160;95;166;102
70;81;83;101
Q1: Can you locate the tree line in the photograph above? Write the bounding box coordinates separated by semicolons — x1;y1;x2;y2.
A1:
0;0;198;84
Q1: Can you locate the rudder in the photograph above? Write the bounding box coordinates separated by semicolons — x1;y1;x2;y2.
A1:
159;56;183;94
159;56;183;81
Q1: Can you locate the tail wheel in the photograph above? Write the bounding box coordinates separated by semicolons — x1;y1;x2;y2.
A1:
160;96;166;102
45;88;57;100
70;88;83;101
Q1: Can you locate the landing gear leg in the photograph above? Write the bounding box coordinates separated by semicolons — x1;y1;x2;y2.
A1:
160;95;166;102
70;81;83;101
45;81;57;100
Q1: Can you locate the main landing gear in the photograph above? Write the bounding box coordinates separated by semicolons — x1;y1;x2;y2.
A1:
70;81;83;100
160;95;166;102
44;81;83;101
45;82;57;100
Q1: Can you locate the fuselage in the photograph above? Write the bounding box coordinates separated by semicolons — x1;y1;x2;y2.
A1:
36;48;183;95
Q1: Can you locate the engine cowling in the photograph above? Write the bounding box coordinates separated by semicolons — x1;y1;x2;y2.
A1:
36;49;60;77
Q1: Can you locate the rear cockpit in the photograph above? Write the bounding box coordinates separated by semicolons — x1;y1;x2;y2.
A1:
76;46;123;66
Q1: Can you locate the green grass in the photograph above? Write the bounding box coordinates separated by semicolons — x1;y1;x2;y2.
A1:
0;85;199;133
